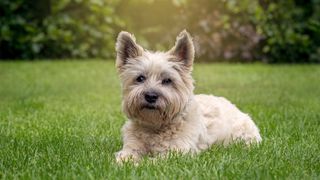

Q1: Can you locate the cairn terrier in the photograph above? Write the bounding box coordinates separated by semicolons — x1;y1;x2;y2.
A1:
115;30;262;163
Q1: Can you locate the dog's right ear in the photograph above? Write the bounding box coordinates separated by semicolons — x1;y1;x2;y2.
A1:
168;30;195;71
116;31;143;71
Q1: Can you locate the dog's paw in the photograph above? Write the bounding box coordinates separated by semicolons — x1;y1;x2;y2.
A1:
115;150;140;164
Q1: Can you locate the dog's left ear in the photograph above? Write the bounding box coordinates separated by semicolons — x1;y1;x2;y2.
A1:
168;30;195;70
116;31;143;71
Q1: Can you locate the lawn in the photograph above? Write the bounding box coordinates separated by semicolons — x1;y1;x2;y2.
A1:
0;60;319;179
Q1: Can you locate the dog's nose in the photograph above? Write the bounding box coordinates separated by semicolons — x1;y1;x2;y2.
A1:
144;92;159;103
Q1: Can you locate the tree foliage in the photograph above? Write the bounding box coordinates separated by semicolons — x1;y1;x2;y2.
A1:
256;0;320;63
0;0;123;59
0;0;319;62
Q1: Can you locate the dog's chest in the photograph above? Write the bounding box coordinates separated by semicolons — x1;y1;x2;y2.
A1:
143;130;177;154
137;124;200;155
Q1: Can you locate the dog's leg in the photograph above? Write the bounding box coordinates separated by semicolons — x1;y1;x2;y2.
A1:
115;123;147;164
229;115;262;145
115;141;146;164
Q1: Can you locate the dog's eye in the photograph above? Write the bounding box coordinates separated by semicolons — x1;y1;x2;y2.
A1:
162;78;172;85
136;75;146;83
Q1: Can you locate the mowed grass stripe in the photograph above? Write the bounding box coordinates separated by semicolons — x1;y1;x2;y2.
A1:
0;61;319;179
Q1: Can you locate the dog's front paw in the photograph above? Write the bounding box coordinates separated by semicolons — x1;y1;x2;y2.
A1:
115;150;140;164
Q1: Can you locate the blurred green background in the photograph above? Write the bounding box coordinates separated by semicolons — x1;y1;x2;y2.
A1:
0;0;319;63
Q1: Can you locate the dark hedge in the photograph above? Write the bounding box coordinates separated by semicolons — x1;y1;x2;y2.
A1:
0;0;319;63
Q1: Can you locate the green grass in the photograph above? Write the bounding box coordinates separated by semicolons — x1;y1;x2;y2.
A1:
0;60;319;179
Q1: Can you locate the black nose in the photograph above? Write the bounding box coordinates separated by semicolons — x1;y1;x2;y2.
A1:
144;92;159;103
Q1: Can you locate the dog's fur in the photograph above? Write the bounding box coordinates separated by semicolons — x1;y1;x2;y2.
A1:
115;30;262;163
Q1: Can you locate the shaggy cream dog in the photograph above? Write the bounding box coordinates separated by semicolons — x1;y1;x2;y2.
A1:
115;30;262;163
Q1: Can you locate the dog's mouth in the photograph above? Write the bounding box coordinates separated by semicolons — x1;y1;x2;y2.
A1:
141;104;157;110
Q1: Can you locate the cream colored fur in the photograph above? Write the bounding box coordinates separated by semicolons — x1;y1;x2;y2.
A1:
115;30;262;163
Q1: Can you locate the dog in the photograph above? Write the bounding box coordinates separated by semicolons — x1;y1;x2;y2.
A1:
115;30;262;163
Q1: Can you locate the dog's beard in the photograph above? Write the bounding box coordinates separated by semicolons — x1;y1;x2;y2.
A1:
123;93;188;129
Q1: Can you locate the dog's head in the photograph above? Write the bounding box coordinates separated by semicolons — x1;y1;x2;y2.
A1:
115;30;195;128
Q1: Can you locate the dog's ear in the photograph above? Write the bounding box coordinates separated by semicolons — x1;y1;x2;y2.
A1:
116;31;143;70
168;30;195;70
